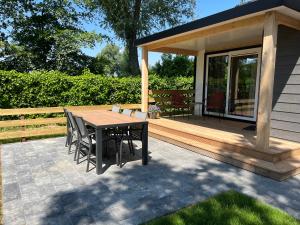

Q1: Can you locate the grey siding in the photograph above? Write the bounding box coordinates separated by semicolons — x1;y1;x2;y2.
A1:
271;25;300;143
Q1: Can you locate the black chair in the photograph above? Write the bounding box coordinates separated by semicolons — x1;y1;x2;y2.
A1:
129;111;148;143
117;111;147;167
63;108;70;147
122;109;132;116
73;116;100;172
112;105;121;113
107;108;134;166
64;108;71;147
204;91;226;120
65;111;78;154
73;116;124;171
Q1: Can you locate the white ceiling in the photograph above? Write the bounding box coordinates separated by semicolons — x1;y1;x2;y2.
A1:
166;23;264;52
148;6;300;54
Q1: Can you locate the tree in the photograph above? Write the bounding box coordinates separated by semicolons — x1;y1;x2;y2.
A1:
151;54;194;78
90;43;130;76
0;0;101;75
82;0;195;75
91;44;122;76
239;0;252;5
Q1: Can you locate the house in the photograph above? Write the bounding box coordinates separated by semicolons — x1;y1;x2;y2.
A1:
136;0;300;180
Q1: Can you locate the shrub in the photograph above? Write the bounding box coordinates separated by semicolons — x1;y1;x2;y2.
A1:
0;70;193;108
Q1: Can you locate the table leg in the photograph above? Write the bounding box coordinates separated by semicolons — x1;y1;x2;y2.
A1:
96;128;103;175
142;123;148;165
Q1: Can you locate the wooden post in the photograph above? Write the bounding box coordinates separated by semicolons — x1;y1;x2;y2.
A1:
20;114;26;142
141;47;149;113
194;50;205;116
256;12;278;151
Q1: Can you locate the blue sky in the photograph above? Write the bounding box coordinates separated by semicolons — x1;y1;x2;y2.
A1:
82;0;241;66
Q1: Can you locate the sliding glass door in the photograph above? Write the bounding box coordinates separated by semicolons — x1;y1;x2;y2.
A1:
228;54;258;118
205;48;261;121
206;55;228;114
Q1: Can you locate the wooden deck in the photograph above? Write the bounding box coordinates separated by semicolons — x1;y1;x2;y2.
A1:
148;116;300;181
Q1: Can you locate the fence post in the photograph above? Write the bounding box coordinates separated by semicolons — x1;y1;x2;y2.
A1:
20;114;26;142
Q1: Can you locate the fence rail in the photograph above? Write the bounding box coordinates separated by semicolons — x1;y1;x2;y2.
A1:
149;89;195;116
0;104;141;141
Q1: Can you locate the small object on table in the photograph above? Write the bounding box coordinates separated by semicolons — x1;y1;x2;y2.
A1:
148;105;161;119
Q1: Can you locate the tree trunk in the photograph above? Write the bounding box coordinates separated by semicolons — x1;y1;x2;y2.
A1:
122;0;142;75
127;37;140;76
126;0;141;76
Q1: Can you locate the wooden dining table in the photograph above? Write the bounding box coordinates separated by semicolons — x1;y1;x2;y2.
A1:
72;110;148;174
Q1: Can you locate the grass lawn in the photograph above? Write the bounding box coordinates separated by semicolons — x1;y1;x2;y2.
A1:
144;191;300;225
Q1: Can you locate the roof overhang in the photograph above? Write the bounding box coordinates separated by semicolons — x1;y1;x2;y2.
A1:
136;0;300;55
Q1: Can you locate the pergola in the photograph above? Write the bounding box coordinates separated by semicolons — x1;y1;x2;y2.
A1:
136;0;300;151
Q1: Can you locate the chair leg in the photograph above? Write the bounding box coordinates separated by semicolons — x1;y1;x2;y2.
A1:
127;139;132;155
68;134;73;154
129;139;135;156
115;140;119;166
77;143;81;164
86;149;90;172
65;133;69;147
104;141;108;157
74;140;79;161
119;139;123;168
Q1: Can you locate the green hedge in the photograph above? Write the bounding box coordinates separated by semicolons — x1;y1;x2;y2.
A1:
0;70;193;108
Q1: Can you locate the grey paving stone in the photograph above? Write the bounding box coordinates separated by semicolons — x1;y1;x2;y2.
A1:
2;175;18;185
69;209;95;225
4;213;26;225
2;136;300;225
3;183;21;203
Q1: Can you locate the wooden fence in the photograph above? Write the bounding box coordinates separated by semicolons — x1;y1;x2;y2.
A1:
0;104;141;142
149;90;195;116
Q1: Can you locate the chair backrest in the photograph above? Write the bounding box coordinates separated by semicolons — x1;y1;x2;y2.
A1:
207;91;225;111
63;108;68;117
134;111;147;121
171;91;185;107
73;116;88;138
64;108;70;127
122;109;132;116
112;105;121;113
66;111;76;131
73;116;93;147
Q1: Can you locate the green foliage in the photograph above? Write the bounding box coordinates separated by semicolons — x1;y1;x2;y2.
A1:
239;0;253;5
91;44;129;76
0;70;193;108
0;0;101;75
81;0;196;75
151;54;195;77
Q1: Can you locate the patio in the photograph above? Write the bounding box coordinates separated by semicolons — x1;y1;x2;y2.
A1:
2;137;300;225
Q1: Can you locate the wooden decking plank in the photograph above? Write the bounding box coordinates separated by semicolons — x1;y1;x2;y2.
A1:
149;126;300;180
149;123;278;162
149;118;259;151
149;118;300;153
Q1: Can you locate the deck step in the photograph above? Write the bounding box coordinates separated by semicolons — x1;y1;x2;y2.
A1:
149;119;300;163
149;125;300;181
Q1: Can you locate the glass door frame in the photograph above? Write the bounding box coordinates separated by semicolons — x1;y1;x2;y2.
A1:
204;47;262;122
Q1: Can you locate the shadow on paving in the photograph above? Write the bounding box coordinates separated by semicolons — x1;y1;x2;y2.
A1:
40;142;300;225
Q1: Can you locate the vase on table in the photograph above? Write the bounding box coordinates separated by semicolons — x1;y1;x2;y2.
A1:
149;112;159;119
